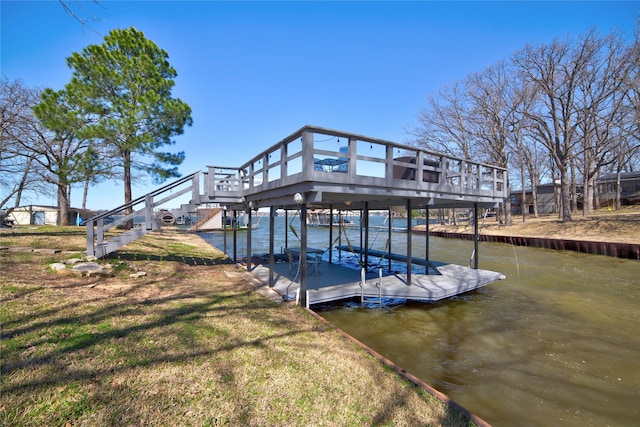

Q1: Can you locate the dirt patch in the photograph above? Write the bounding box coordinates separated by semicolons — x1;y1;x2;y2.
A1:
428;210;640;244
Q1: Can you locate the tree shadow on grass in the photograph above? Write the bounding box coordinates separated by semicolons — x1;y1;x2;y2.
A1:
1;280;297;388
0;229;88;238
106;251;233;266
2;286;319;426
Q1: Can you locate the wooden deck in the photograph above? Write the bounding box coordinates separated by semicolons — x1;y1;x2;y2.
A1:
250;259;506;307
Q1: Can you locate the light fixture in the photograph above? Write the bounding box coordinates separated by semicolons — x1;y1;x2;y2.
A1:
344;200;352;206
294;193;304;204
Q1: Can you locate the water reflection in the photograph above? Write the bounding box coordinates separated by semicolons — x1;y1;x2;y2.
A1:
200;217;640;426
317;241;640;427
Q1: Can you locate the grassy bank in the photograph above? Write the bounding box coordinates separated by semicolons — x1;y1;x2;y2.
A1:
1;227;475;426
427;206;640;244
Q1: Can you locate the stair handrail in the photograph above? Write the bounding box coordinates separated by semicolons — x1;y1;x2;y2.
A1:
85;171;201;223
85;171;201;257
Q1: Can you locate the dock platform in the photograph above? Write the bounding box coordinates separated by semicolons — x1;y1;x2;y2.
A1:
250;259;506;307
335;245;442;273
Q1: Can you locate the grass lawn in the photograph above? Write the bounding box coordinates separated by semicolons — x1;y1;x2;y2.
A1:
1;226;475;426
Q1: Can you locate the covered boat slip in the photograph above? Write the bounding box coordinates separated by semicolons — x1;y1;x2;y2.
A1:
206;125;508;306
250;259;506;307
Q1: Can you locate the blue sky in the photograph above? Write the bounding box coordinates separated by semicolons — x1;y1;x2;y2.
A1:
2;1;638;210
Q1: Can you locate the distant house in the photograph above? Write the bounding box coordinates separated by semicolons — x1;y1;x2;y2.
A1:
511;171;640;215
597;171;640;206
511;183;559;215
7;205;92;226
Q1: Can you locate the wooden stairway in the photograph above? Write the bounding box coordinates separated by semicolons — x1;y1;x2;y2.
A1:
85;172;204;258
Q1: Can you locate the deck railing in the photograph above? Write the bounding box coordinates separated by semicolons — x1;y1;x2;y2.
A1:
86;126;507;257
205;125;508;205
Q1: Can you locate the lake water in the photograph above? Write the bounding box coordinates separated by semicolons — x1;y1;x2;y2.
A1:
199;215;640;426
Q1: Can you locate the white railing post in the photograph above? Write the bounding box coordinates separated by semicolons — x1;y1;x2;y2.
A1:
191;172;200;204
262;153;269;187
281;140;288;179
348;137;357;177
86;219;95;256
385;145;394;185
248;162;255;191
145;194;153;230
440;156;448;186
301;130;314;180
97;218;104;248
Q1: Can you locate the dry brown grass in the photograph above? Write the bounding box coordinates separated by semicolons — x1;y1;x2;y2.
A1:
429;206;640;244
0;226;474;426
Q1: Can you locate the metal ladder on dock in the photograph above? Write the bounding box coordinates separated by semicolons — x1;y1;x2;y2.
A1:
359;268;384;308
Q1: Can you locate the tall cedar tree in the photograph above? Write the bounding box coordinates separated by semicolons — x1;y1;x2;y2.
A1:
31;88;90;225
65;27;192;221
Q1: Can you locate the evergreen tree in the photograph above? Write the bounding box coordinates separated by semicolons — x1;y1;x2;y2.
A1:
65;27;192;220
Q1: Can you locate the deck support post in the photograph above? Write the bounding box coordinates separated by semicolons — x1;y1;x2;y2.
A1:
223;208;227;256
407;199;412;286
329;205;334;264
247;208;253;271
338;211;342;262
473;203;479;269
364;202;369;269
359;211;364;265
269;206;275;286
284;209;288;249
426;207;430;274
233;210;238;263
388;207;392;271
299;202;308;307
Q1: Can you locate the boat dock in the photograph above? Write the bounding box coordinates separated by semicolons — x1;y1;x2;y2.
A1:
250;257;506;307
86;125;509;306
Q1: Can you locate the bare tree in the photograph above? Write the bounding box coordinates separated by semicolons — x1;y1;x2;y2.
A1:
412;26;639;222
506;78;551;218
573;30;638;216
0;78;51;211
57;0;101;32
413;81;477;159
465;61;516;225
513;32;603;222
411;82;479;225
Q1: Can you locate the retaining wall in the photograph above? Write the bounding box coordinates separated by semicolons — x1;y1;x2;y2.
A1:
424;231;640;260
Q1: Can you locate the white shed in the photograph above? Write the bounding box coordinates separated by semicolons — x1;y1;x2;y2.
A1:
7;205;91;226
